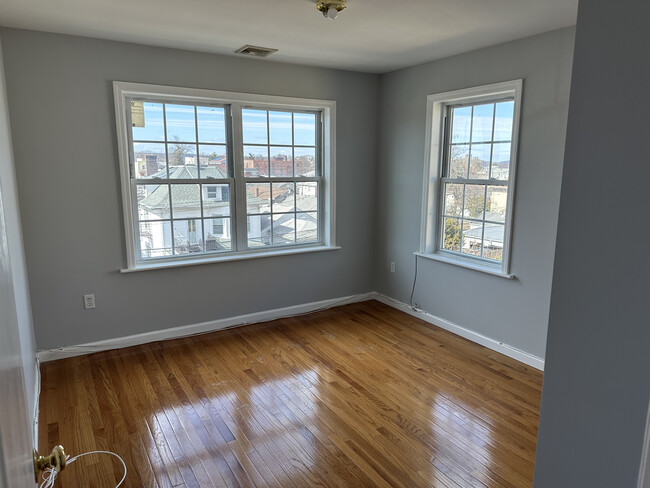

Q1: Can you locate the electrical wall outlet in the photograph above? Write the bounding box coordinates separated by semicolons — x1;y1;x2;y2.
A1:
83;294;96;310
390;261;395;273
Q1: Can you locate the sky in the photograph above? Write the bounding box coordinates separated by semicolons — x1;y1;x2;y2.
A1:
131;102;317;151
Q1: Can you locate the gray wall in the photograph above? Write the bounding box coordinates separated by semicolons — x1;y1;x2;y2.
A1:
0;39;37;437
534;1;650;486
0;28;380;350
375;27;575;359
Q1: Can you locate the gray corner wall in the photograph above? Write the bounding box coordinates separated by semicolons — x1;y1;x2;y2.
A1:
0;38;37;435
375;27;575;359
534;1;650;486
0;28;380;350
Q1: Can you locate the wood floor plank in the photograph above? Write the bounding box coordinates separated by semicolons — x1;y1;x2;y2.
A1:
37;300;543;487
292;313;537;482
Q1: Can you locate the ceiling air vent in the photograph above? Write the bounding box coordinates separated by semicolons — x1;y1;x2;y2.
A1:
235;45;278;58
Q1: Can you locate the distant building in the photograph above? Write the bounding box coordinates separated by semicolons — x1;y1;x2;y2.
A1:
462;219;504;260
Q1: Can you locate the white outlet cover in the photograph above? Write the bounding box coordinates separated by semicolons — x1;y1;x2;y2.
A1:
83;294;95;309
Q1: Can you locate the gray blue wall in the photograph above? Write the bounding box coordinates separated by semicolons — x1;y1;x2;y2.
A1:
0;28;380;350
534;1;650;486
0;38;37;438
375;27;575;359
1;26;577;364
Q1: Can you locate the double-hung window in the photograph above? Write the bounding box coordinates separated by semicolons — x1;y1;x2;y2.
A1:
421;80;522;276
113;82;336;271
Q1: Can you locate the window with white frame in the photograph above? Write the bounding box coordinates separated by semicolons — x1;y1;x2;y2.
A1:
421;80;522;275
114;82;336;270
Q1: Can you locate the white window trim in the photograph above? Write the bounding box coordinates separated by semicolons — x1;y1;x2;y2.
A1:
420;80;523;277
113;81;337;271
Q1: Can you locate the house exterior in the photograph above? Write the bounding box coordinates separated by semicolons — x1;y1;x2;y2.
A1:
137;163;317;257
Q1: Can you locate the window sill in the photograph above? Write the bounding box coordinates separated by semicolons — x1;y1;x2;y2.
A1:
415;251;515;279
121;245;341;273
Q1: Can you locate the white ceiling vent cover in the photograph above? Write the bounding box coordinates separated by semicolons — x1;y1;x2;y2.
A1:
234;45;279;57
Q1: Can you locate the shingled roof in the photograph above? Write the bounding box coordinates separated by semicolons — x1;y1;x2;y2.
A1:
463;223;504;243
139;165;266;212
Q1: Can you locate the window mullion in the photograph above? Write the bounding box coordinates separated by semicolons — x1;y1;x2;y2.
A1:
267;110;273;244
480;184;488;258
231;104;248;251
459;183;466;253
194;106;205;252
161;103;175;256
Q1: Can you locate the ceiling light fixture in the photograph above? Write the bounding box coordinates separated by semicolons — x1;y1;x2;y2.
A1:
316;0;346;20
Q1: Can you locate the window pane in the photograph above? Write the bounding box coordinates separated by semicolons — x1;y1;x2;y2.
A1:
444;183;463;217
442;218;461;252
451;106;471;144
449;144;469;178
491;142;511;180
270;147;293;177
273;214;296;244
246;183;270;214
204;217;231;252
482;223;505;261
494;101;514;141
165;104;196;142
294;113;316;146
202;184;230;217
167;143;196;178
242;109;268;144
269;111;293;145
244;146;269;177
173;219;203;254
248;215;271;247
272;183;295;213
198;144;228;177
132;102;165;141
294;147;317;177
486;186;508;222
139;221;172;258
133;143;166;178
137;184;169;220
461;221;483;257
197;106;226;143
463;184;486;219
296;212;318;243
170;184;201;218
469;143;490;179
471;103;494;143
296;182;318;211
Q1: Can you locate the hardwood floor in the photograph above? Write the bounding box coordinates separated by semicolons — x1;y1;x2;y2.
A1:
37;300;543;487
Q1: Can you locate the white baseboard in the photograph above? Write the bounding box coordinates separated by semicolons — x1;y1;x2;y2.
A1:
374;294;545;371
37;292;377;363
37;291;544;371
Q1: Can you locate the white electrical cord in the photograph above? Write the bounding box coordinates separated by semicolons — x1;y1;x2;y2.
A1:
40;450;127;488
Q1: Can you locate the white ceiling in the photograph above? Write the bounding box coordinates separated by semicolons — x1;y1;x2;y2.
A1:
0;0;578;73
